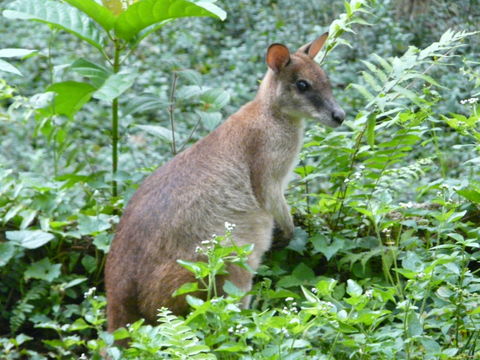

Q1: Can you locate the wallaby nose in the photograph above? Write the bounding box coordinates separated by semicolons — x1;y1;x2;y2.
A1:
332;108;345;124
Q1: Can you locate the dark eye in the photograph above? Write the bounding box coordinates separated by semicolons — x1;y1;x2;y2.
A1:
296;79;310;92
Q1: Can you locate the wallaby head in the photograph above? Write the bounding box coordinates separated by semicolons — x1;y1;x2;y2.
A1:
261;32;345;127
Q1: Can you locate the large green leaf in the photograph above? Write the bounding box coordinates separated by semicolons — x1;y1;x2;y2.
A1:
46;81;97;119
114;0;226;40
70;58;112;88
3;0;104;52
63;0;116;31
6;230;55;249
93;71;137;102
24;258;62;282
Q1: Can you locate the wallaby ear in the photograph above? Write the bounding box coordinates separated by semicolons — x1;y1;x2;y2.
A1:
266;44;290;73
298;32;329;59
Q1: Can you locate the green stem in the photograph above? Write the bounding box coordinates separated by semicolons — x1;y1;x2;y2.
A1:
111;39;121;198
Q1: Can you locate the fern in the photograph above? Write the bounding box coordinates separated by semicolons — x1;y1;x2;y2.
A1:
10;283;48;332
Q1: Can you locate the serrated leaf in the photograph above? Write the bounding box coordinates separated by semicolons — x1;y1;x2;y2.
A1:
114;0;226;41
6;230;54;249
24;258;61;282
0;59;23;76
45;81;96;119
93;71;137;102
64;0;116;31
4;0;105;52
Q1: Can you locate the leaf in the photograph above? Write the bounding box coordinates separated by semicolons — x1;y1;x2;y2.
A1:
0;48;37;58
407;312;423;337
172;282;198;297
286;227;308;254
114;0;226;41
346;279;362;297
136;124;178;143
177;69;202;85
292;263;315;281
93;71;137;102
124;94;164;116
366;113;376;148
6;230;54;249
77;214;112;235
0;242;16;267
195;110;222;131
4;0;105;52
70;58;112;88
311;234;345;260
200;88;230;110
351;83;374;101
45;81;96;119
456;188;480;204
223;280;244;297
63;0;116;31
24;258;61;282
0;59;23;76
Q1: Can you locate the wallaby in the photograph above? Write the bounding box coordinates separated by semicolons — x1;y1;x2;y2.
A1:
105;32;345;332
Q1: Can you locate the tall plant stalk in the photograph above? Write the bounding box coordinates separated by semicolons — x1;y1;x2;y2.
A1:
111;38;121;198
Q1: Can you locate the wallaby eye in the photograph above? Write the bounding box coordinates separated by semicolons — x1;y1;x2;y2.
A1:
296;80;310;92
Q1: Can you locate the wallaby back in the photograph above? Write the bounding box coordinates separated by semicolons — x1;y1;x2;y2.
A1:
105;33;345;332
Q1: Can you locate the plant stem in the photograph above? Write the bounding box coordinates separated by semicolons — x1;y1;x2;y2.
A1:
111;39;121;198
169;72;178;155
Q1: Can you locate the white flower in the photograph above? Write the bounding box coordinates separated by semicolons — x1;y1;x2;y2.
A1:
311;287;318;294
83;287;96;298
224;222;236;231
285;297;294;302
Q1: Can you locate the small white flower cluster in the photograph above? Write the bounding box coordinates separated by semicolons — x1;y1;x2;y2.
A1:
318;301;336;312
83;287;96;299
282;297;299;315
195;235;220;254
460;97;479;105
224;221;236;232
228;324;248;334
364;289;373;299
381;227;392;237
79;353;87;360
311;287;318;294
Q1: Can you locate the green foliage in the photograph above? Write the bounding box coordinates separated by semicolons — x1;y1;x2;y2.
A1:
0;0;479;358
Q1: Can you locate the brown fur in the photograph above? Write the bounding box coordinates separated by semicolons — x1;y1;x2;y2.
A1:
105;33;345;332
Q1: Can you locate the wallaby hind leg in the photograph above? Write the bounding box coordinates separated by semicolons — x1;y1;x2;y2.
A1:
107;291;141;333
138;260;204;321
